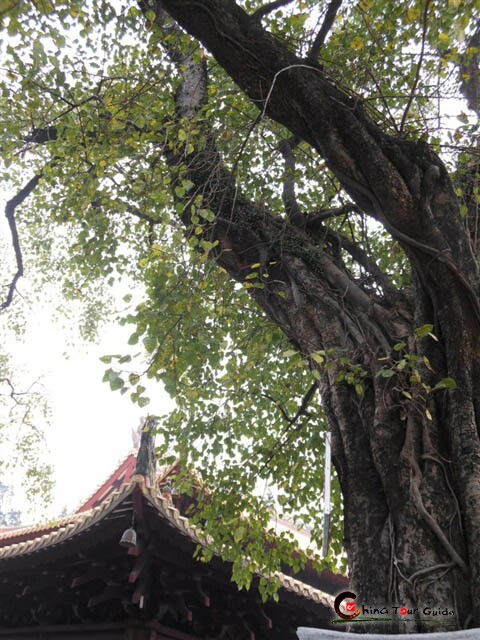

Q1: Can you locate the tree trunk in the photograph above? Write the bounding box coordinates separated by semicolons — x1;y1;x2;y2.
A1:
153;0;480;631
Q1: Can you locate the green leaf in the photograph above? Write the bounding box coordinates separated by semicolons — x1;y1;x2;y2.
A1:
199;208;215;222
415;324;434;338
143;336;157;351
128;373;140;386
234;524;247;542
109;374;124;391
423;356;434;372
433;377;457;391
311;353;324;365
377;368;395;378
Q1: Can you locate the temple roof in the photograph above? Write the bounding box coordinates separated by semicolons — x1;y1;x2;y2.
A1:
0;436;345;636
0;476;333;610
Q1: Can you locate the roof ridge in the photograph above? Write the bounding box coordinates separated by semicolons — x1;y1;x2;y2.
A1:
74;448;138;513
0;507;103;543
0;477;335;610
0;480;137;559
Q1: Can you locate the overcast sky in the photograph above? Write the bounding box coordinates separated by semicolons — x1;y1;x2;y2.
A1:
1;215;174;522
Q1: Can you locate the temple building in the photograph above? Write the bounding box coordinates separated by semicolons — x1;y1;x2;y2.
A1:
0;422;345;639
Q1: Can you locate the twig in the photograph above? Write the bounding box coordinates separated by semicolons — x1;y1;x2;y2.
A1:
308;0;342;62
261;392;292;424
260;382;317;428
2;174;41;310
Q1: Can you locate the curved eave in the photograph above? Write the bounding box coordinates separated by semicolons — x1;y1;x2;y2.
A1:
0;477;334;611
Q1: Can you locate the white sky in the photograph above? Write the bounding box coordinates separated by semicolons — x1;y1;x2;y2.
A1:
1;274;174;522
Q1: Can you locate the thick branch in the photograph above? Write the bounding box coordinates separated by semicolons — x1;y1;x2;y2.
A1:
150;2;410;350
2;175;41;310
158;0;480;331
157;0;474;261
157;0;394;218
307;0;342;62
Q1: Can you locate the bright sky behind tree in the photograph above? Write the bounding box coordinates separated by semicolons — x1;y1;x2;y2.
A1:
1;200;173;520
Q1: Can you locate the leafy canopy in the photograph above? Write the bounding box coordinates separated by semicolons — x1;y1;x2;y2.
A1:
0;0;478;594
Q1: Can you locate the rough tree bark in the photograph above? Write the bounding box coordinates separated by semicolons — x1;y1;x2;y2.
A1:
149;0;480;633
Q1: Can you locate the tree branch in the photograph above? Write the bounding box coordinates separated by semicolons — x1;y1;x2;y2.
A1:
2;174;41;310
150;0;410;348
258;382;318;474
460;20;480;116
324;226;406;304
306;202;358;226
251;0;294;20
0;377;22;404
400;0;431;132
24;127;58;144
262;381;317;426
157;0;411;232
126;206;162;225
290;380;318;422
307;0;342;62
278;136;304;226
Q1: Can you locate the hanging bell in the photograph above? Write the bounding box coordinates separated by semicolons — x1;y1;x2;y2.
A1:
119;527;137;548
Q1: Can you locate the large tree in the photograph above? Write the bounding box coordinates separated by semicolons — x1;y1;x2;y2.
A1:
1;0;479;633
